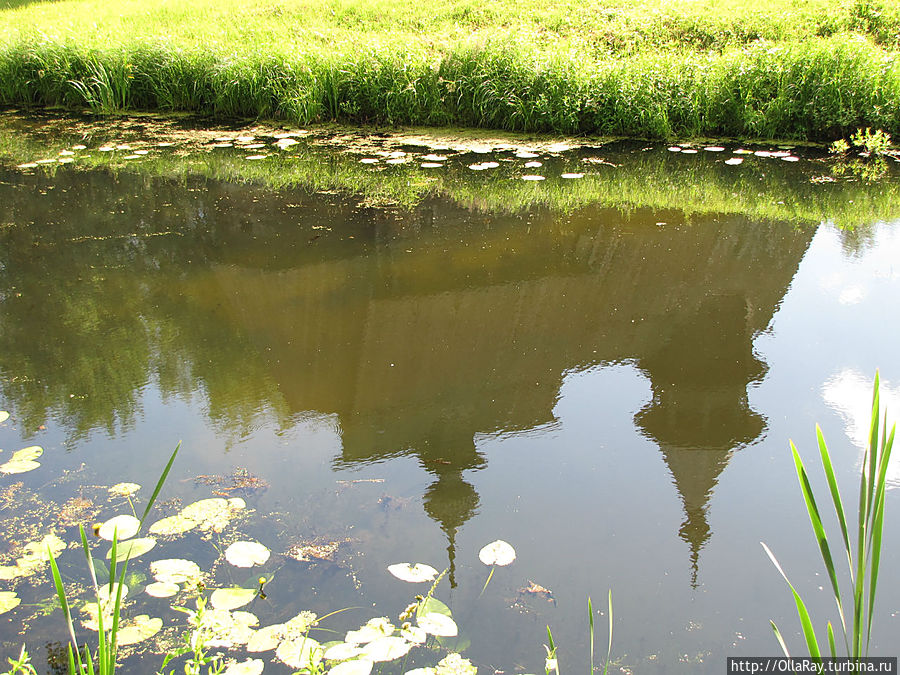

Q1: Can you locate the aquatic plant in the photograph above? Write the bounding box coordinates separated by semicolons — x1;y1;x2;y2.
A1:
763;372;893;659
1;646;37;675
47;443;179;674
544;592;613;675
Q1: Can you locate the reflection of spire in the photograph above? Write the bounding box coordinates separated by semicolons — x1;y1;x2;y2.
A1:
636;293;766;585
422;469;480;588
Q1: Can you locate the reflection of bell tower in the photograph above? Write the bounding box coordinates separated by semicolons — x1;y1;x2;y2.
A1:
422;466;480;588
636;293;766;585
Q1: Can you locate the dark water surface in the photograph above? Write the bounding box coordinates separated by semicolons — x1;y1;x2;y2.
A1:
0;115;899;673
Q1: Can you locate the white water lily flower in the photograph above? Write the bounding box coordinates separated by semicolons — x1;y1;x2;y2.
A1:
98;514;140;541
361;636;411;662
478;540;516;566
418;612;458;637
329;660;374;675
387;563;438;583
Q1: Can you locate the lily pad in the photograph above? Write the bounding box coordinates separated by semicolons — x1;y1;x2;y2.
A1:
108;483;141;497
145;581;179;598
117;615;162;645
151;558;202;584
0;446;43;474
225;541;271;568
97;582;128;603
345;617;394;645
149;514;197;536
210;587;257;611
192;608;258;647
99;514;140;541
107;537;156;563
361;636;411;662
330;660;373;675
0;411;9;423
247;623;285;652
0;591;20;614
323;643;363;661
0;534;65;580
478;540;516;566
418;613;458;637
401;625;427;644
387;563;438;583
222;659;265;675
276;637;323;670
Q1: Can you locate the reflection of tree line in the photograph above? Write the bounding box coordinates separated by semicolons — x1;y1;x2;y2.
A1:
0;167;813;581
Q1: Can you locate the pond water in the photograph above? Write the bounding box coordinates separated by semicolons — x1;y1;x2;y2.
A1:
0;112;899;674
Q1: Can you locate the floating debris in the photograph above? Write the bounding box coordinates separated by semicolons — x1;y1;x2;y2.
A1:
212;143;233;149
420;162;443;168
560;173;584;179
359;158;378;164
236;136;255;143
519;580;555;602
245;155;268;160
59;150;75;156
782;156;800;162
521;175;545;181
468;162;498;170
524;161;542;168
515;151;539;158
421;154;447;162
667;147;682;152
681;149;698;154
285;539;345;562
108;482;141;497
724;158;744;166
704;146;725;152
243;144;266;150
0;534;65;580
71;144;87;150
15;163;38;169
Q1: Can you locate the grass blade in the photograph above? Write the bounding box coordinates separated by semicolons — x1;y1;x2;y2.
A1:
770;621;791;657
139;442;180;526
588;597;594;675
604;589;613;675
816;427;852;577
761;542;821;659
791;444;845;639
827;622;836;658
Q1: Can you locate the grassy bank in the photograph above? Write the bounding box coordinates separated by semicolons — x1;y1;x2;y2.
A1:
1;0;900;139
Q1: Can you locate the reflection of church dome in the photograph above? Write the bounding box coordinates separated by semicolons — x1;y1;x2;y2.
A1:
423;470;480;588
635;293;767;585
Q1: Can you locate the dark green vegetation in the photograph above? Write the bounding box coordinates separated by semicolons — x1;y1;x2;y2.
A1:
1;0;900;139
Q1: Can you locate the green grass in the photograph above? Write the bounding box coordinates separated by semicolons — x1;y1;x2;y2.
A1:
1;0;900;139
763;372;894;659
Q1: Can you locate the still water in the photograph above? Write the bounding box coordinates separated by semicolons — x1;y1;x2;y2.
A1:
0;113;899;673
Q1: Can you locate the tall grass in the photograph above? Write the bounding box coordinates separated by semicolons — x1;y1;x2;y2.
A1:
47;444;179;674
0;30;898;139
763;373;894;659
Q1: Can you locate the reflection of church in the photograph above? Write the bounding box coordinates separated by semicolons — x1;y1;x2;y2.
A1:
178;190;813;584
0;164;814;585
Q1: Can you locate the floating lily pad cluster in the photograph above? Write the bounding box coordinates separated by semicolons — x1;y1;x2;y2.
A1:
149;497;246;536
0;534;64;581
0;446;43;474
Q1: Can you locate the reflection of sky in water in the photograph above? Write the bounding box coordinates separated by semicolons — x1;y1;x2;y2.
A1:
823;369;900;488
